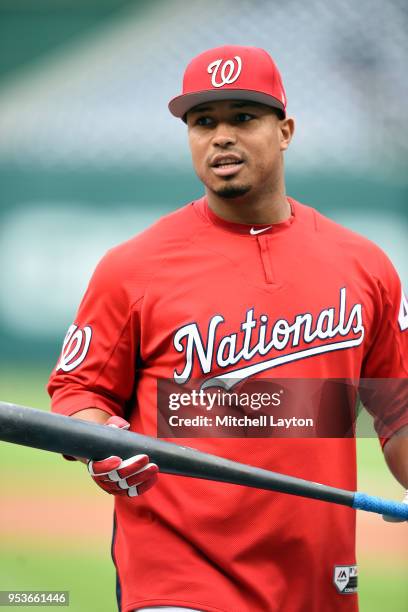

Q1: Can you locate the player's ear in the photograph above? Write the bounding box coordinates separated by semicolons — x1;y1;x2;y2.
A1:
279;117;295;152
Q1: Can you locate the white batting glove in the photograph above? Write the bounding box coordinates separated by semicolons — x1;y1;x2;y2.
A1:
382;490;408;522
87;416;159;497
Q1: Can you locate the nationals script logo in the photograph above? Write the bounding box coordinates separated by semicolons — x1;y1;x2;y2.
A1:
56;324;92;372
207;56;242;88
173;288;365;390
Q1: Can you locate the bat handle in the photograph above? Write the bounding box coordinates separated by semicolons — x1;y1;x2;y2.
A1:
352;492;408;519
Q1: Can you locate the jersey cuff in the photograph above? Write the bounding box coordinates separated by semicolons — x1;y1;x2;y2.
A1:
379;416;408;450
51;388;124;419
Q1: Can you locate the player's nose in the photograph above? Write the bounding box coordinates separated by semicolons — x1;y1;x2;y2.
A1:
211;123;237;147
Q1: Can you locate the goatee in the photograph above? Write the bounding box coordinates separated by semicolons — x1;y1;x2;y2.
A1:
215;183;251;199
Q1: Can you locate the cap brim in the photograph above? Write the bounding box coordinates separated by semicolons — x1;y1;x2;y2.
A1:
168;89;285;119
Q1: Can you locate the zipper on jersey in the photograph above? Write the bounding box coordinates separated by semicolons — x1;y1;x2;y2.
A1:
257;235;275;284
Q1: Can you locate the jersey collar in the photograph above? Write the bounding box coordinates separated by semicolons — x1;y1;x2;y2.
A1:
195;196;296;235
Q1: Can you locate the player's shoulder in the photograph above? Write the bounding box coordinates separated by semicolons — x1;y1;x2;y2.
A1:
89;199;201;284
292;197;393;270
112;200;199;258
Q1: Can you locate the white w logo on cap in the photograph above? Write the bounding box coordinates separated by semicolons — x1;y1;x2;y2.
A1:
207;56;242;88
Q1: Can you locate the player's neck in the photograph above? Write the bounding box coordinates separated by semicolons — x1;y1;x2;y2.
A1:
206;187;291;226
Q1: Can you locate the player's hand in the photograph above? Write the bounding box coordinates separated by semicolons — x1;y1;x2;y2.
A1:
382;490;408;522
87;416;159;497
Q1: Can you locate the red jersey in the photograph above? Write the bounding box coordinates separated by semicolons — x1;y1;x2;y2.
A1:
48;197;408;612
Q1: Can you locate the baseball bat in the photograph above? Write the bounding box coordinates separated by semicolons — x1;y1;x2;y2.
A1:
0;401;407;520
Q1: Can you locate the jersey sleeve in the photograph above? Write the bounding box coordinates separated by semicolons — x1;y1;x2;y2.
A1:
48;249;141;418
360;251;408;442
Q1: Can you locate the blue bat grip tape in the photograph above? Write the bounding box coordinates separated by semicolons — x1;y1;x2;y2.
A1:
353;492;408;519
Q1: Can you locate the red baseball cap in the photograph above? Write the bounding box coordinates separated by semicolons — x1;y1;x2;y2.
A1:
168;45;287;120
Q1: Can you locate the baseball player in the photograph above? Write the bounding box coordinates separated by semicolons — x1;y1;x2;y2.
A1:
48;46;408;612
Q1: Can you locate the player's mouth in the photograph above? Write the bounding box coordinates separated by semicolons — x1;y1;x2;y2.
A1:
210;154;244;177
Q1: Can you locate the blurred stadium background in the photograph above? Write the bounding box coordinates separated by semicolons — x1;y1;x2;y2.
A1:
0;1;406;610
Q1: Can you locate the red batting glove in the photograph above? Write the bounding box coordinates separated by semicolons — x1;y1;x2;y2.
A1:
87;416;159;497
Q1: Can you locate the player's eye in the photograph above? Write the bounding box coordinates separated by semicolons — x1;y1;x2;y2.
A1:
235;113;254;122
195;116;213;126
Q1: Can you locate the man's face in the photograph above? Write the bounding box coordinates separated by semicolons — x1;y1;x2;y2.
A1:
186;99;293;200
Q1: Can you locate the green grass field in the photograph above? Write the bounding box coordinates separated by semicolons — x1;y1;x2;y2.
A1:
0;367;406;611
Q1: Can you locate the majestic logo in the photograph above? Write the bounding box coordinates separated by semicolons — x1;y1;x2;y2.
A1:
56;324;92;372
333;565;358;594
207;56;242;88
250;226;272;235
173;288;364;389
